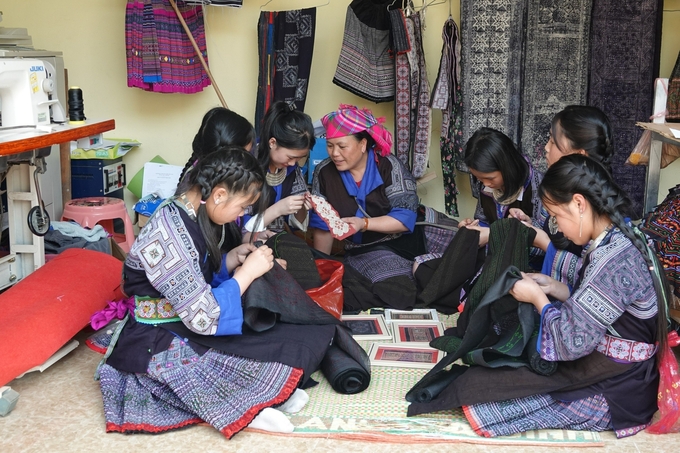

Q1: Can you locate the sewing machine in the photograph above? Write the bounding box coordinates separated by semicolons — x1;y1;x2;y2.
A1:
0;57;65;130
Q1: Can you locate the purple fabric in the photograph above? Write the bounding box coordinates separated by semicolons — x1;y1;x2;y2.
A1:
91;297;135;331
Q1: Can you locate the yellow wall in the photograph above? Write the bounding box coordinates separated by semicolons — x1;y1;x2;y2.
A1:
1;0;678;217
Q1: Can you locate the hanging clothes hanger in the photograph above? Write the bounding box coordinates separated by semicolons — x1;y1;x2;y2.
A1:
260;0;330;10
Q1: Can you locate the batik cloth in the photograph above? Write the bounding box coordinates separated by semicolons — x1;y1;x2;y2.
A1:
99;338;301;439
272;9;316;111
333;0;394;103
430;17;463;216
587;0;663;218
520;0;592;174
460;0;525;145
125;0;210;93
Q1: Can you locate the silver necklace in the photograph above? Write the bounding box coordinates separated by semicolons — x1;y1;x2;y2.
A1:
266;168;286;186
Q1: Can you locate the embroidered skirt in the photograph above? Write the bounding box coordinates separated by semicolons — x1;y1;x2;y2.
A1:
99;338;301;439
463;393;612;438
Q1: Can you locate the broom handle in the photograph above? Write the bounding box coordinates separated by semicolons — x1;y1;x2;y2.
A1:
168;0;229;109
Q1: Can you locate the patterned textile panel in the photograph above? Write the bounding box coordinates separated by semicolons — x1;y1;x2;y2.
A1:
460;0;526;146
520;0;592;174
587;0;663;218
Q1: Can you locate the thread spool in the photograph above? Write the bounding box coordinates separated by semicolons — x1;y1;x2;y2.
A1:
68;87;86;124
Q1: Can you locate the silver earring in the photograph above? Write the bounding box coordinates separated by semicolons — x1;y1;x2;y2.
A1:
579;213;583;238
548;216;558;235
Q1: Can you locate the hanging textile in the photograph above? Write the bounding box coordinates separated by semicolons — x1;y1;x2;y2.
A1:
255;8;317;134
520;0;592;174
587;0;663;218
460;0;525;147
393;11;431;179
430;17;463;216
125;0;210;94
666;51;680;122
333;0;394;103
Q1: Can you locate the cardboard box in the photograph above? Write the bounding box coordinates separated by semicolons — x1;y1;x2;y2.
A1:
109;237;127;262
137;213;150;228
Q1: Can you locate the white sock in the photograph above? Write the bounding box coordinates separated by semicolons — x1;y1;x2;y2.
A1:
248;407;294;433
277;389;309;414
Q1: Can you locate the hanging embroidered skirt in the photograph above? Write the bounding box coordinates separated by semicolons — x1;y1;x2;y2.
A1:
333;0;394;103
99;338;301;439
125;0;210;93
463;393;612;438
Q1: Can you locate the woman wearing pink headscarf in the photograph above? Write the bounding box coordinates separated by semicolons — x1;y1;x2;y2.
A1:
310;105;456;312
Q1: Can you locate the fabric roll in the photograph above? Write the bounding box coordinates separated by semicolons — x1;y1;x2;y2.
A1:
320;344;370;394
527;333;558;377
333;0;395;103
520;0;592;174
587;0;663;218
410;364;467;403
125;0;210;93
460;0;525;145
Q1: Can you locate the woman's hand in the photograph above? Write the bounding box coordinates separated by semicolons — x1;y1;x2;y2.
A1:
527;272;570;302
275;258;288;270
509;272;550;311
458;218;479;228
274;194;307;217
232;245;274;294
508;208;530;223
341;216;365;233
238;245;274;279
225;243;256;273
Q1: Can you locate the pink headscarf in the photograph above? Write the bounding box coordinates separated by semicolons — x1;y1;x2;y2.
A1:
321;104;393;157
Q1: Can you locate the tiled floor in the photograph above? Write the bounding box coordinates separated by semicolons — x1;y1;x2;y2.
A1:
1;329;678;453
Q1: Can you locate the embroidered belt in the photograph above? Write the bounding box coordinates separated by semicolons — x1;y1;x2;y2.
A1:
134;296;181;324
596;334;656;362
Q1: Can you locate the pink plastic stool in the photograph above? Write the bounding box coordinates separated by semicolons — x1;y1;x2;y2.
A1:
61;197;135;253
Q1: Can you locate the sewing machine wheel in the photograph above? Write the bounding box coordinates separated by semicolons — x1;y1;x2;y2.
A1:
27;206;50;236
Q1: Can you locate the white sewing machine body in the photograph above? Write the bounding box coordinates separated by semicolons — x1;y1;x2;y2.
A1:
0;58;51;127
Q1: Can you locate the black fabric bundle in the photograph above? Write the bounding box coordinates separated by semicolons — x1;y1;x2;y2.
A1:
406;219;537;405
415;227;484;313
242;261;371;394
320;344;370;394
266;232;321;290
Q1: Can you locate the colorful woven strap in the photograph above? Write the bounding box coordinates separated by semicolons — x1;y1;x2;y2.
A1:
134;295;181;324
596;334;656;362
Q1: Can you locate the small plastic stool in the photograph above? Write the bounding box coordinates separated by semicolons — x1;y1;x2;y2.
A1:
61;197;135;253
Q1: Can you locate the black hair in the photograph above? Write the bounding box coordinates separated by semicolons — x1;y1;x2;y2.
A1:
178;146;267;270
351;130;376;152
539;154;670;355
178;108;255;183
464;127;529;204
551;105;614;170
255;101;316;170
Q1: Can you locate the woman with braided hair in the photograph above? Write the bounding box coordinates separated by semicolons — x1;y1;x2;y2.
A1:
510;106;615;282
98;148;315;438
456;154;670;438
177;107;256;184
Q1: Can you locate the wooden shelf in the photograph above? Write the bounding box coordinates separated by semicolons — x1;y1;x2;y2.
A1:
0;119;115;203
